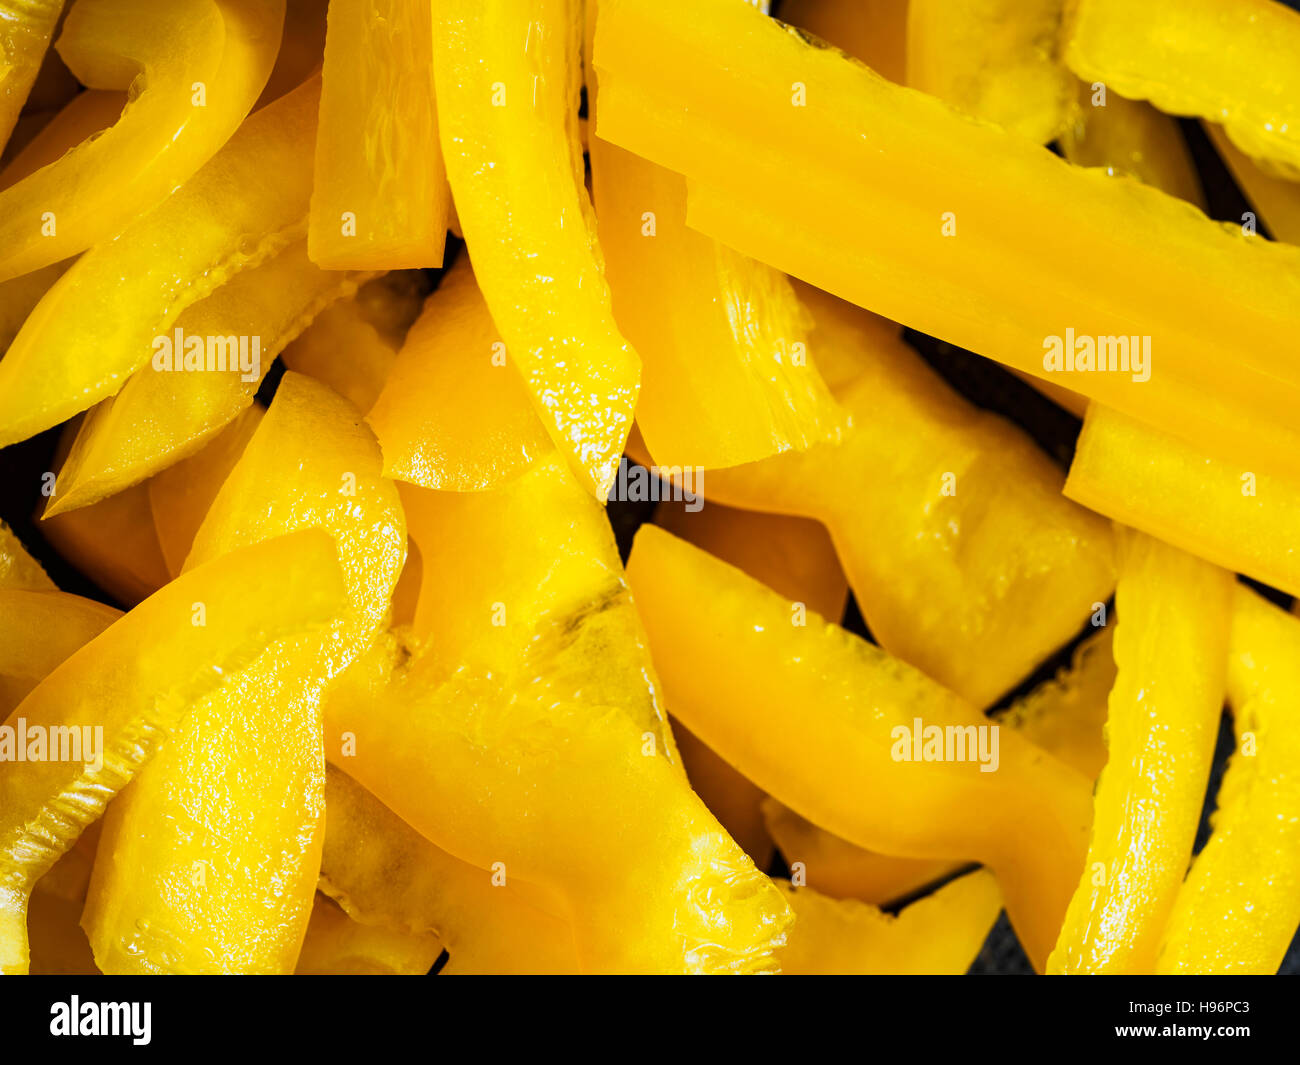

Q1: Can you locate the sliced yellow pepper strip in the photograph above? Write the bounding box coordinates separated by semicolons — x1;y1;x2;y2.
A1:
626;524;1093;971
84;374;404;974
367;257;551;491
321;761;579;975
0;529;347;975
1206;123;1300;246
0;0;285;283
432;0;639;500
777;869;1001;975
0;74;321;448
705;285;1114;708
779;0;908;84
0;0;64;153
907;0;1072;144
1065;403;1300;602
309;0;448;269
295;893;443;976
1049;530;1231;975
592;0;1300;477
0;518;53;590
1064;0;1300;179
1157;589;1300;975
47;239;372;514
0;589;119;715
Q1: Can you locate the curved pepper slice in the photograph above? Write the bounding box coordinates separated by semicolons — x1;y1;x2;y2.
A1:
1049;530;1230;975
593;0;1300;477
907;0;1072;144
705;284;1114;708
84;374;404;974
0;0;63;153
0;589;119;714
0;518;53;591
367;257;551;491
309;0;448;269
432;0;639;500
0;73;321;448
0;529;346;975
321;761;579;975
779;0;907;84
0;0;285;283
1064;0;1300;180
1156;589;1300;974
626;524;1094;971
47;239;372;514
1206;123;1300;246
776;869;1001;975
295;892;443;976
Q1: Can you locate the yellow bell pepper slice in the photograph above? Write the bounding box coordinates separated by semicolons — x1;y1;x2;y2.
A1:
777;869;1001;975
1049;530;1231;975
0;589;119;714
0;0;285;284
906;0;1072;144
628;523;1093;970
779;0;908;84
0;529;347;975
1064;0;1300;180
309;0;448;269
84;374;404;974
592;0;1300;477
1206;123;1300;246
1157;589;1300;975
1065;403;1300;602
432;0;638;500
295;893;443;976
0;518;53;591
47;239;372;514
321;761;579;975
367;257;551;491
0;73;321;448
706;285;1114;708
0;0;63;153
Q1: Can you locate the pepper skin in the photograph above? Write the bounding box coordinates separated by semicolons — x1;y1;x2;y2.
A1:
0;530;347;975
0;0;63;153
0;0;285;282
1049;530;1231;975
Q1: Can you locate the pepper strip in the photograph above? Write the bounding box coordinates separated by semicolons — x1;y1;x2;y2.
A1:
1157;589;1300;974
592;0;1300;477
432;0;639;500
0;0;285;283
0;74;321;447
626;524;1093;971
0;0;63;153
1049;530;1230;975
0;530;347;975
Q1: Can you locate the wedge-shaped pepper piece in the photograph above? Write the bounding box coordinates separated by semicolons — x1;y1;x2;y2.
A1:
1064;0;1300;180
777;869;1001;975
907;0;1072;144
309;0;448;269
0;530;346;975
325;640;791;974
779;0;907;84
593;0;1300;477
400;453;677;759
0;0;63;153
368;258;550;491
1065;404;1300;602
84;374;405;974
0;590;119;714
0;0;285;283
295;893;443;976
589;95;842;469
321;761;579;975
0;74;321;447
705;285;1114;708
1206;124;1300;246
0;518;53;591
47;239;372;513
1049;530;1230;975
1157;589;1300;975
628;524;1093;970
432;0;639;500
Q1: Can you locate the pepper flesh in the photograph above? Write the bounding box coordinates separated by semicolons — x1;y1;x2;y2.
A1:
0;0;64;153
592;0;1300;477
0;530;346;975
1156;589;1300;975
0;589;119;714
1049;530;1230;975
432;0;639;500
626;523;1093;971
295;893;443;976
0;74;322;448
0;0;285;283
